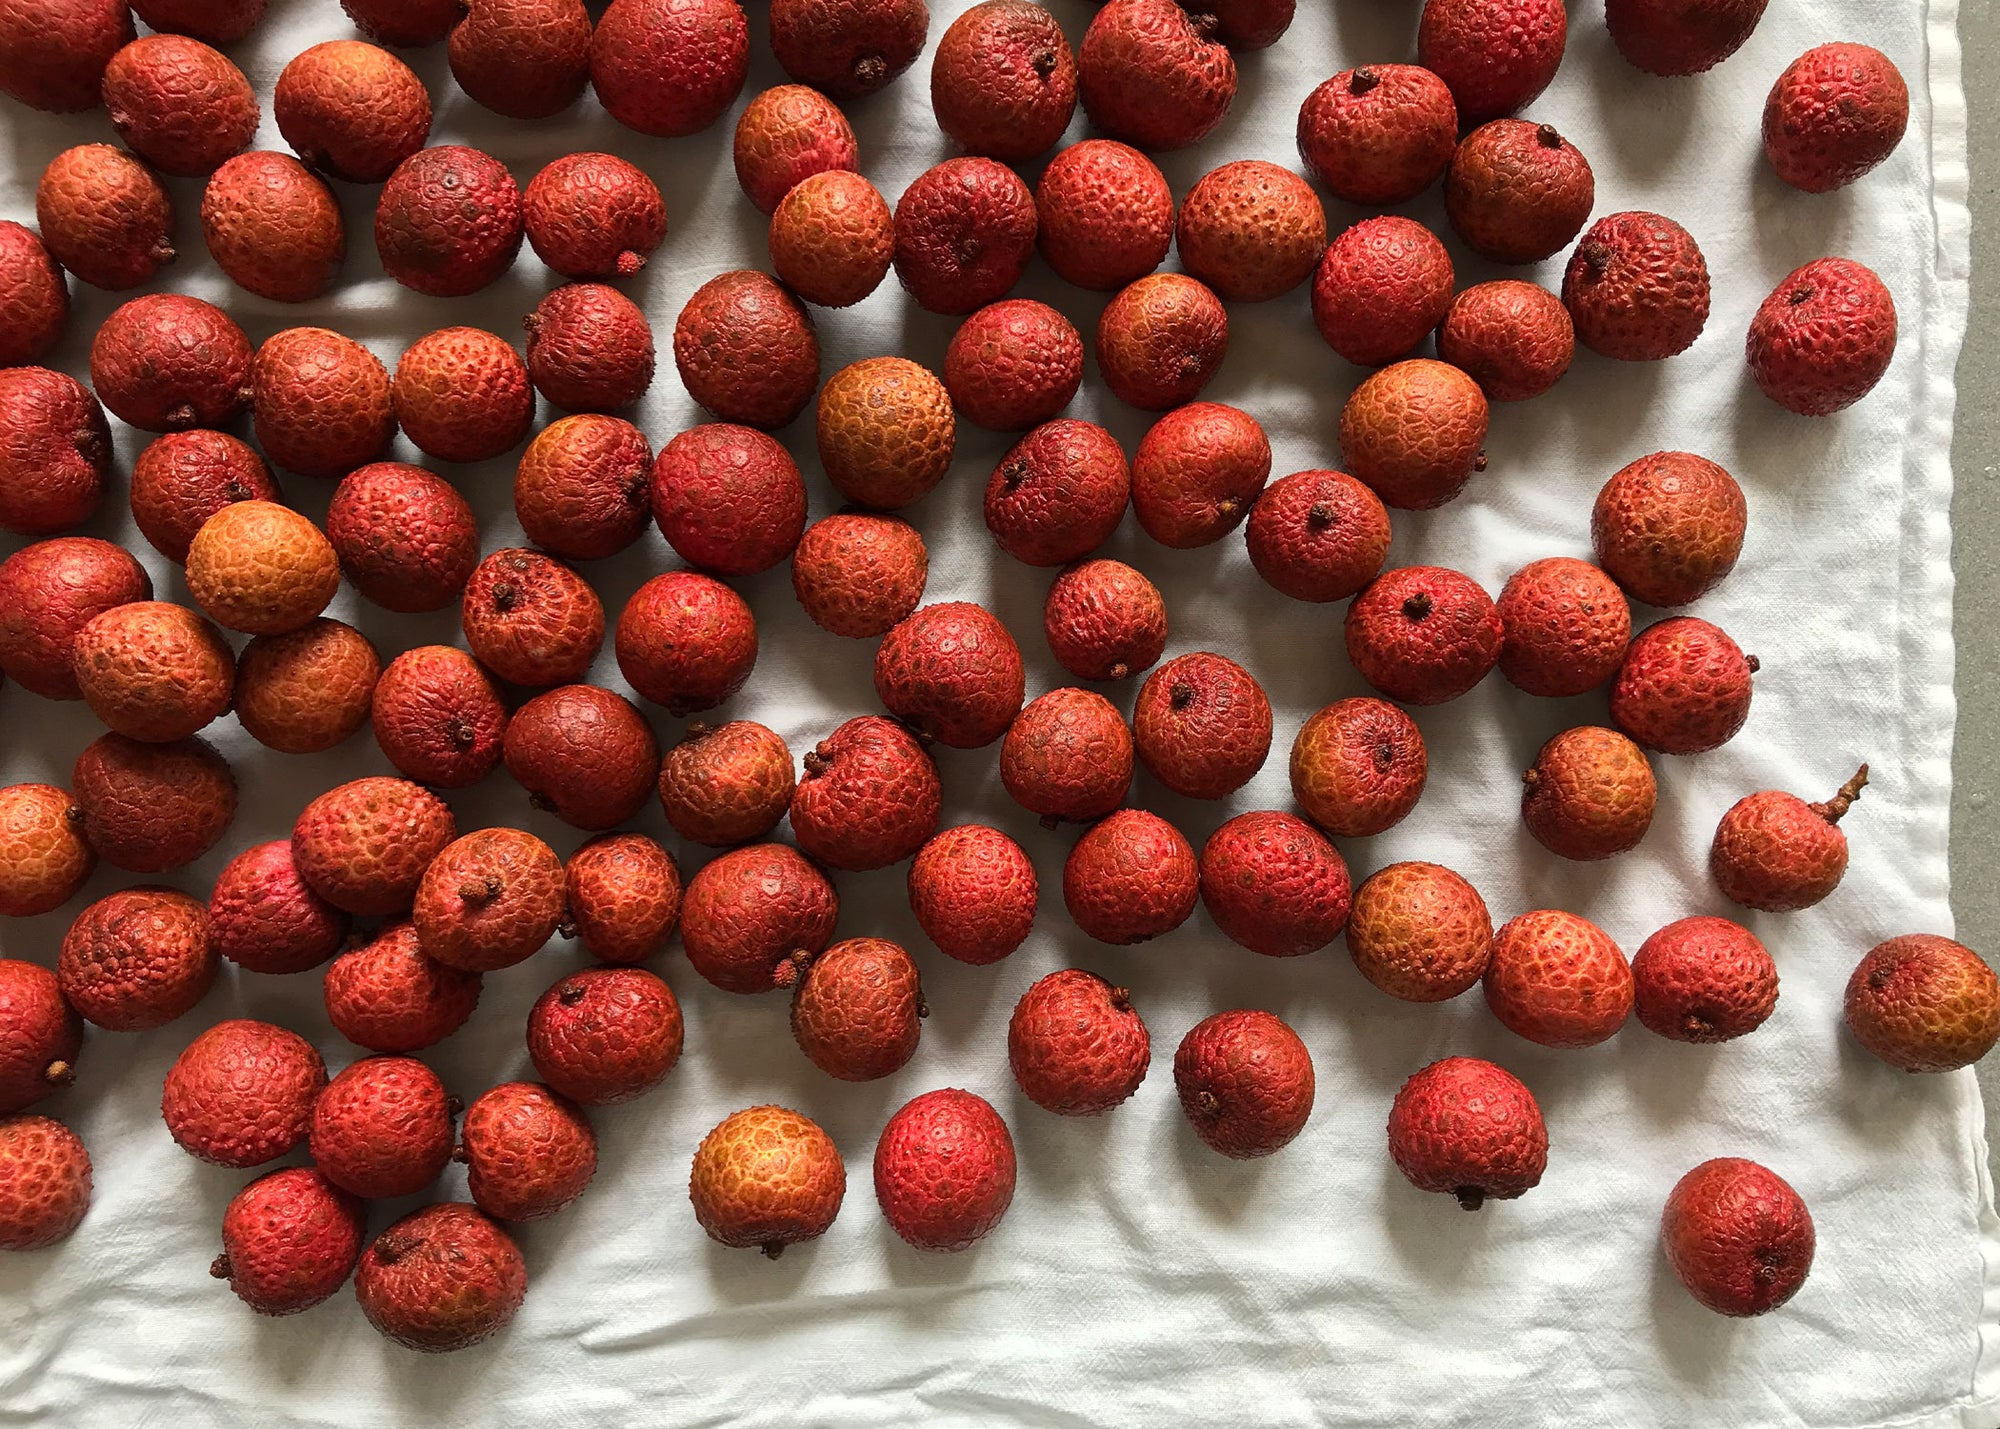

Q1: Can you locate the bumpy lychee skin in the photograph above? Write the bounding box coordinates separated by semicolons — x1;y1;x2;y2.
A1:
908;825;1038;965
0;786;94;919
1044;559;1167;682
592;0;748;135
292;777;457;918
1562;211;1711;361
1711;766;1868;913
394;327;533;465
0;1116;91;1251
767;170;894;310
525;285;656;416
329;464;480;614
931;1;1074;161
1522;726;1657;861
1746;258;1897;417
1345;566;1502;705
162;1019;327;1168
1445;121;1593;266
875;1089;1015;1252
208;840;349;975
450;0;593;120
651;424;807;576
275;41;430;183
252;328;395;481
616;573;759;716
689;1105;846;1256
1610;617;1756;755
371;646;508;790
1347;861;1492;1002
1339;360;1489;510
342;0;455;45
1001;688;1134;825
376;146;524;298
57;887;214;1031
1417;0;1566;124
564;834;681;964
35;144;174;292
1483;910;1634;1049
659;722;794;847
102;36;258;178
461;548;605;687
185;500;340;637
0;222;67;369
790;716;942;871
1296;65;1458;207
1845;935;2000;1073
1497;557;1631;698
769;0;925;99
523;152;664;278
324;922;481;1054
1763;43;1908;193
787;937;924;1080
1606;0;1766;76
734;85;860;216
0;961;82;1113
211;1168;363;1316
1291;697;1428;837
817;357;954;511
1312;217;1454;368
892;158;1038;316
986;419;1130;566
503;684;660;831
1437;281;1575;402
1246;470;1391;604
1132;403;1271;549
1590;451;1745;607
947;300;1084;431
1175;1010;1314;1159
1199;812;1351;959
1631;917;1778;1044
0;0;130;112
0;538;150;699
1178;161;1326;304
138;0;265;41
674;270;821;430
875;601;1025;748
514;414;652;561
130;432;277;563
793;514;930;639
1009;969;1149;1115
240;617;380;753
355;1204;526;1352
71;733;236;873
71;601;235;743
1064;809;1197;945
460;1082;597;1222
200;151;346;303
680;844;838;995
1661;1158;1814;1317
1097;274;1228;411
1387;1058;1547;1210
1078;0;1235;152
1133;653;1273;800
414;828;566;973
528;966;683;1103
310;1057;455;1200
1035;140;1173;291
0;368;111;537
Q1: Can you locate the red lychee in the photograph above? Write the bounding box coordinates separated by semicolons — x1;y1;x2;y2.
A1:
908;825;1038;966
1063;808;1197;945
528;966;684;1103
71;733;236;874
1610;616;1757;755
89;292;252;433
1522;726;1657;861
650;424;808;577
327;463;480;614
1844;935;2000;1073
0;368;112;536
1338;360;1489;510
985;418;1131;567
1001;687;1135;825
892;157;1037;316
323;922;482;1054
1345;566;1502;705
563;834;681;965
374;145;523;298
513;413;654;562
1762;43;1908;193
370;645;509;789
70;601;235;743
1290;697;1428;837
946;300;1084;431
1661;1158;1814;1316
1436;280;1575;402
1077;0;1235;151
1607;0;1766;76
1562;211;1711;361
1043;559;1167;683
1483;910;1634;1049
789;716;942;871
354;1203;525;1352
1590;451;1746;607
1198;811;1351;959
1311;217;1454;367
680;844;838;995
0;537;151;700
874;601;1024;748
0;1114;91;1251
1632;916;1779;1044
768;170;895;308
461;548;605;688
733;84;859;215
793;513;929;638
673;269;821;430
310;1056;455;1199
1710;765;1868;912
930;0;1075;160
503;684;660;831
1387;1057;1547;1209
0;960;82;1114
212;1168;363;1316
1296;64;1458;206
874;1089;1016;1252
1034;139;1173;291
524;284;656;416
459;1081;597;1221
616;572;758;716
413;828;565;973
292;777;456;917
450;0;593;121
767;0;925;99
591;0;748;136
1174;1009;1314;1159
1444;120;1593;265
523;152;666;278
1008;969;1149;1115
1497;557;1631;697
786;936;924;1080
208;840;349;976
1746;257;1897;416
1177;160;1327;304
1417;0;1566;124
1131;402;1270;549
1133;652;1272;800
1096;273;1228;411
161;1019;326;1168
58;887;215;1031
657;721;795;848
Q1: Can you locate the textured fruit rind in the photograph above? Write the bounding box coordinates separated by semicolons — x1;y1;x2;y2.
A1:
688;1104;845;1252
1346;862;1491;1002
354;1203;526;1352
874;1088;1016;1252
1482;910;1634;1049
1008;969;1149;1116
1843;934;2000;1073
1173;1009;1314;1159
1387;1057;1547;1207
1660;1158;1814;1317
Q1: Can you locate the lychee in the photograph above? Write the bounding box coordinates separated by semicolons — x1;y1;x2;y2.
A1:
816;357;955;510
1610;616;1757;754
1001;687;1135;825
786;937;924;1080
502;684;660;831
1483;909;1634;1048
370;645;509;789
1763;43;1908;193
1296;65;1457;206
1131;402;1271;549
207;839;350;976
1077;0;1235;151
679;843;838;994
341;0;457;45
0;537;151;699
563;834;681;964
292;776;456;917
1096;273;1228;411
1632;916;1779;1044
1417;0;1566;124
1606;0;1766;76
1174;1009;1314;1159
615;572;758;716
413;828;565;972
1521;726;1657;861
1590;450;1746;607
459;1082;597;1221
1133;652;1272;799
324;922;482;1054
58;887;215;1031
354;1204;525;1352
1311;217;1455;367
274;41;430;183
1034;139;1172;291
733;84;859;216
200;151;346;303
591;0;748;136
329;464;481;615
1496;557;1631;697
525;284;656;415
1444;121;1593;265
673;270;821;430
375;145;523;298
908;825;1037;965
251;327;394;480
651;423;808;576
768;0;926;99
461;547;605;687
892;157;1037;315
1008;969;1149;1115
1043;558;1168;682
1245;469;1392;604
138;0;264;41
0;960;82;1112
1844;935;2000;1073
789;715;942;870
211;1168;363;1315
514;413;653;561
102;35;257;178
1198;811;1351;959
1063;808;1197;945
129;431;278;562
1661;1158;1814;1316
309;1056;455;1199
528;966;683;1103
946;300;1084;431
0;368;112;536
0;1115;91;1251
769;170;895;310
689;1105;845;1255
1562;211;1711;361
1290;697;1428;837
930;0;1075;160
1746;257;1897;416
1338;360;1489;509
393;327;533;465
1436;280;1575;402
1346;861;1491;1002
523;152;665;278
1711;765;1868;912
874;1089;1015;1252
1178;161;1327;304
35;144;174;291
70;601;235;742
161;1019;326;1167
1387;1057;1546;1209
71;732;236;872
1345;566;1502;705
658;721;795;847
184;500;340;637
874;601;1024;748
0;786;95;919
449;0;593;120
0;0;131;112
985;418;1130;566
0;222;68;368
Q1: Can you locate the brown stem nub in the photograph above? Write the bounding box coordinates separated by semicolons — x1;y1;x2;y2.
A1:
1374;742;1396;770
1108;662;1130;681
1402;591;1434;620
1810;764;1870;824
371;1234;413;1266
802;750;829;778
1521;769;1540;791
209;1255;232;1280
459;875;502;905
490;582;518;613
1453;1186;1486;1212
1195;1090;1220;1116
1170;682;1195;710
447;717;476;750
65;804;85;828
1349;66;1380;94
761;1242;786;1260
451;1145;469;1164
1032;48;1056;79
1109;985;1132;1010
916;996;930;1020
772;948;815;989
1577;241;1611;278
559;981;587;1006
1788;284;1817;306
1745;655;1761;674
1536;123;1563;148
683;720;712;742
43;1059;73;1089
1472;452;1489;473
1307;502;1336;530
1039;814;1062;831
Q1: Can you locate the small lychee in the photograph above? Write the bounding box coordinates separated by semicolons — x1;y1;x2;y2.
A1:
458;1082;597;1221
1174;1010;1314;1159
793;513;929;638
461;548;605;687
525;284;656;415
1844;935;2000;1073
1290;697;1428;837
1344;566;1502;705
1043;559;1167;683
200;152;345;303
502;684;660;831
0;1115;91;1252
1131;402;1270;549
786;937;925;1081
892;157;1038;315
369;645;509;789
1436;280;1575;402
58;887;215;1031
946;300;1084;431
1521;725;1657;861
1746;257;1897;416
1591;451;1746;607
874;1089;1016;1252
1762;43;1908;193
1096;273;1228;411
1609;616;1757;755
1632;917;1779;1044
1338;360;1489;510
1198;811;1351;959
413;828;565;973
1562;211;1711;361
908;825;1038;966
733;84;858;216
1296;65;1457;206
690;1105;845;1256
1346;861;1491;1002
208;839;350;976
679;844;838;995
523;152;666;278
528;966;684;1103
1661;1158;1814;1317
211;1168;363;1315
1008;969;1149;1115
1001;687;1134;825
161;1019;326;1168
1063;808;1197;945
985;418;1130;566
658;721;794;848
309;1056;455;1199
563;834;681;965
789;716;942;871
1133;652;1273;799
1177;160;1327;304
1496;557;1631;698
1444;121;1593;265
323;922;482;1054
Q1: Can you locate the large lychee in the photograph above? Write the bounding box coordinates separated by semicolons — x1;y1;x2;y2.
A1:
679;844;838;994
251;327;394;480
1008;969;1149;1115
1745;257;1897;416
458;1082;597;1221
591;0;748;136
184;500;339;637
908;825;1038;965
309;1056;455;1199
1483;910;1634;1048
292;777;456;917
1661;1158;1814;1316
513;413;653;561
1311;218;1454;368
1387;1057;1546;1209
650;424;807;577
874;601;1024;748
0;222;67;368
1063;808;1197;945
524;285;656;416
786;937;924;1080
70;601;235;742
892;158;1037;316
688;1105;845;1255
413;828;565;973
0;537;151;699
1521;726;1657;861
527;966;683;1103
1338;360;1489;510
768;0;926;100
71;733;236;873
1001;688;1134;826
211;1168;363;1316
1178;161;1326;304
768;170;894;310
1562;211;1711;361
615;572;758;716
874;1089;1015;1252
793;513;929;638
502;684;660;830
58;887;215;1031
208;839;350;976
161;1019;326;1168
930;0;1075;161
1607;0;1766;76
274;41;430;183
1290;697;1428;837
658;721;795;847
1590;451;1746;607
1497;557;1631;698
1034;140;1173;291
1246;470;1391;604
1043;559;1167;682
0;368;112;536
733;84;858;216
1199;811;1351;959
461;548;604;686
1296;64;1457;206
354;1203;525;1352
1344;566;1502;705
200;151;345;303
450;0;593;120
393;327;533;465
1844;935;2000;1073
103;36;257;177
563;834;681;965
1762;43;1907;193
1609;617;1756;755
35;144;174;291
1416;0;1565;124
985;418;1130;566
1132;652;1272;799
1632;916;1779;1044
1077;0;1234;152
946;300;1084;431
789;716;942;871
673;270;820;430
1173;1009;1314;1159
0;0;131;112
1096;274;1228;411
1131;402;1270;549
323;922;482;1054
374;145;523;298
370;645;509;789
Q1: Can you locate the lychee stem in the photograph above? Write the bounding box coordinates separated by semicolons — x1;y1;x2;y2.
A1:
1107;662;1130;680
1577;240;1611;277
1373;741;1397;770
1039;814;1062;831
772;948;815;989
1810;764;1870;824
1536;123;1563;149
761;1242;786;1259
1402;591;1433;620
43;1059;73;1088
166;403;198;428
1521;769;1540;792
64;804;85;828
1349;66;1380;94
451;1145;469;1164
1453;1186;1486;1211
803;751;830;778
1195;1090;1220;1116
683;721;712;742
1745;655;1760;673
490;582;518;613
1307;502;1336;530
616;251;646;278
446;717;476;750
1170;682;1195;710
1109;985;1132;1010
459;876;502;905
209;1255;232;1280
1032;49;1056;79
559;982;586;1006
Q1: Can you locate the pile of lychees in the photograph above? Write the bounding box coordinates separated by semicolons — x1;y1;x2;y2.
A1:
0;0;1985;1355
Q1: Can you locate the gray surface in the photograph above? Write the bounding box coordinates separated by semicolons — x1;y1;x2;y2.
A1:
1951;0;1998;1164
